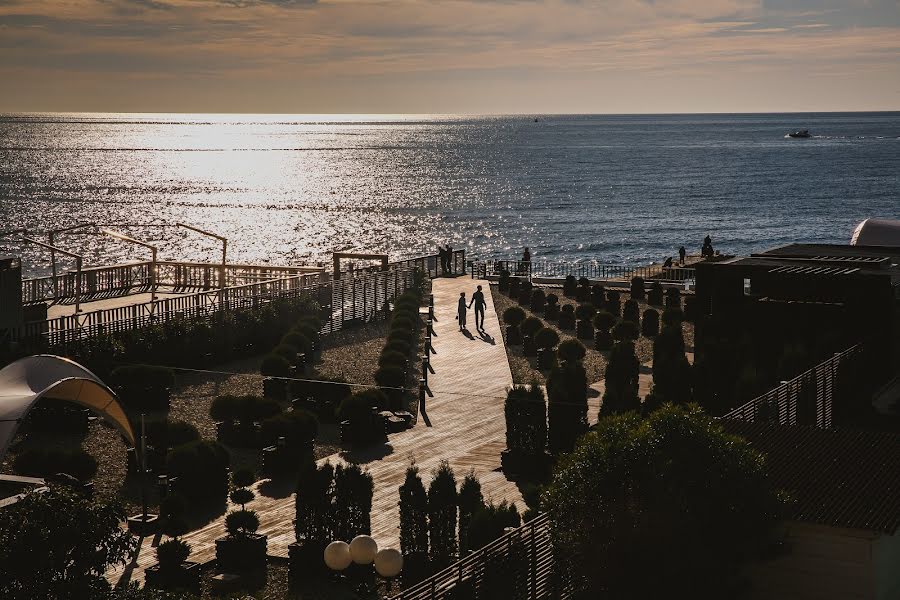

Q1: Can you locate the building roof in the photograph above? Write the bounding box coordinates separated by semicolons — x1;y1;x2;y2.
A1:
851;218;900;247
724;422;900;534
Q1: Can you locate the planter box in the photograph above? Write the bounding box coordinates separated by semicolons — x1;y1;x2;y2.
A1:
145;561;202;592
215;533;268;572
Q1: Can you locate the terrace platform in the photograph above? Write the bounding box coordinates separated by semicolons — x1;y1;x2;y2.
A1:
109;276;524;586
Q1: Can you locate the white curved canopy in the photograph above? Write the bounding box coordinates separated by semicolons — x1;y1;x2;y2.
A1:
851;218;900;247
0;355;135;463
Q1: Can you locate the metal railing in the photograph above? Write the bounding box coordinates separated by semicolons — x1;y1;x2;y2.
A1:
719;345;861;429
392;513;569;600
390;250;466;279
470;259;695;283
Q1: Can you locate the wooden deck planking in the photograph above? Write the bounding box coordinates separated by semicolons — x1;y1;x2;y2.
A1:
110;277;517;586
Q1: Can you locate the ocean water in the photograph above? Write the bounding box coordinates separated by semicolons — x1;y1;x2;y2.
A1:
1;112;898;277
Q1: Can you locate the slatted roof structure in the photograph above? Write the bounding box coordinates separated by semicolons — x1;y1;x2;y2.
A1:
724;422;900;534
767;264;861;277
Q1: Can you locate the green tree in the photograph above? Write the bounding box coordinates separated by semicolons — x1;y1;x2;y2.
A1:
601;341;640;416
466;500;521;552
427;460;458;567
333;463;374;541
398;466;429;558
544;405;785;599
0;486;138;600
547;350;588;454
651;325;692;404
294;462;335;553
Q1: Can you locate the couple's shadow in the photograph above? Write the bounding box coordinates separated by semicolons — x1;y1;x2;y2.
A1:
461;327;496;345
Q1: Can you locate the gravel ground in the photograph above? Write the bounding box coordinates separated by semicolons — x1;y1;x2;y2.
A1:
491;284;694;385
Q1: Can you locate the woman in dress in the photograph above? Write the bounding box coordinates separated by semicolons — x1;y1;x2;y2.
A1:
457;292;467;330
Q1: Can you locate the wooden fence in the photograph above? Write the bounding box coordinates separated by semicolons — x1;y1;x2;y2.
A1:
391;513;570;600
470;259;695;283
719;345;861;429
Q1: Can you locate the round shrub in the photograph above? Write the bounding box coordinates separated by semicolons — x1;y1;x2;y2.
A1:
508;277;522;298
148;419;200;450
662;307;684;329
517;287;532;306
384;339;412;357
530;289;546;313
232;468;256;488
558;304;576;330
272;343;298;364
375;365;406;390
563;275;577;297
167;440;230;505
642;309;660;337
630;277;645;300
293;323;320;345
210;395;241;422
595;329;614;351
622;299;640;325
109;365;175;412
260;409;318;448
379;350;408;369
665;287;682;309
260;354;291;378
237;395;282;423
575;303;596;322
576;319;595;341
593;310;616;332
648;282;664;306
13;447;98;481
503;306;526;327
391;317;415;333
282;332;312;355
521;316;544;338
338;389;388;421
230;488;255;508
612;320;639;342
535;327;560;350
388;327;414;345
498;269;511;292
546;293;559;307
558;339;587;364
157;538;191;570
225;509;260;537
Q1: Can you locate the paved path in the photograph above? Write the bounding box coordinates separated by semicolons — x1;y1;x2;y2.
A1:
110;277;516;586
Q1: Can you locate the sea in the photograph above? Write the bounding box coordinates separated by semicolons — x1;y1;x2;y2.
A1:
1;112;898;277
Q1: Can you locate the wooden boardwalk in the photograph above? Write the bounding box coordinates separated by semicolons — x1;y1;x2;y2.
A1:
110;276;516;586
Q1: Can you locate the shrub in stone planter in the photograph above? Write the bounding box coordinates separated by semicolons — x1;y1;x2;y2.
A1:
338;390;388;447
503;306;526;345
167;440;230;506
530;288;546;313
146;538;201;592
109;365;175;412
562;275;577;297
521;316;544;357
630;276;646;301
217;509;267;572
642;309;660;337
622;299;640;326
575;304;596;340
502;385;549;479
591;284;606;308
498;269;511;292
605;290;621;317
612;319;639;343
508;277;521;299
14;447;98;481
648;282;664;306
544;293;560;320
261;354;292;400
558;304;576;330
288;377;351;424
558;339;587;365
576;278;591;302
665;287;682;309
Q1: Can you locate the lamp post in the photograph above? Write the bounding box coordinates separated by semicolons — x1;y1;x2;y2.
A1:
176;223;228;289
100;229;158;303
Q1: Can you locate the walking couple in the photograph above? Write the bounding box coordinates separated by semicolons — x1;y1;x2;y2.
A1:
457;285;487;332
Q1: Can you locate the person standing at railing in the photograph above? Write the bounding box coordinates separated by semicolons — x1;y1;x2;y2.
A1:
679;246;686;265
446;244;454;274
437;245;447;275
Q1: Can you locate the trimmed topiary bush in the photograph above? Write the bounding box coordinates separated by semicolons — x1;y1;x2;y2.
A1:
225;509;260;537
605;290;621;317
648;282;664;306
384;338;412;357
13;447;98;481
503;306;526;345
260;409;318;449
622;299;640;326
576;278;591;302
601;341;640;416
665;287;682;309
642;309;660;337
508;277;521;299
535;327;560;351
230;488;255;510
467;501;521;552
530;289;546;313
109;365;175;412
498;269;511;293
338;390;388;447
282;331;312;356
272;343;298;365
612;319;639;342
521;316;544;338
167;440;230;505
630;276;645;300
379;350;408;369
547;361;588;454
545;293;560;321
575;303;596;340
591;284;606;308
563;275;577;297
156;538;191;571
558;339;587;364
662;307;684;329
558;304;576;330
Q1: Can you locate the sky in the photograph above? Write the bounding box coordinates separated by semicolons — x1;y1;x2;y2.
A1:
1;0;899;114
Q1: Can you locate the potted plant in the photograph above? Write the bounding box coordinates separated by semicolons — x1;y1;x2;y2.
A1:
502;306;526;345
501;384;550;479
215;509;267;572
146;495;201;592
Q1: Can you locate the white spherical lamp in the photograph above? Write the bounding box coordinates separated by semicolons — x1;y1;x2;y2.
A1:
324;541;352;571
350;534;379;565
374;548;404;578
